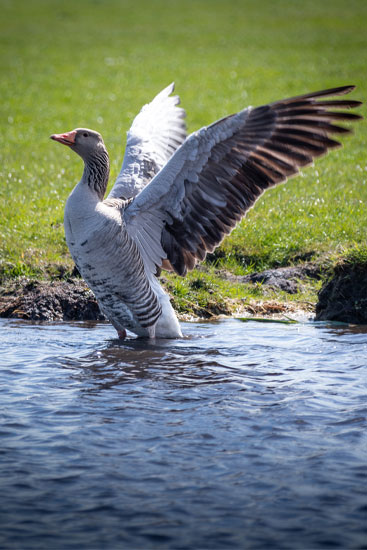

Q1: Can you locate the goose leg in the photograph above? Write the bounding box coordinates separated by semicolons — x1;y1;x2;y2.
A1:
147;325;156;339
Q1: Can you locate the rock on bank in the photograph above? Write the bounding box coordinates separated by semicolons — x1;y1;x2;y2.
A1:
316;261;367;324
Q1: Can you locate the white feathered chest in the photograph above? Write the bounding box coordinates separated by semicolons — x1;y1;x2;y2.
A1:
64;184;162;337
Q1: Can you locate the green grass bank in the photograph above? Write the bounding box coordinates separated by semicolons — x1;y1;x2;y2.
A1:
1;0;366;314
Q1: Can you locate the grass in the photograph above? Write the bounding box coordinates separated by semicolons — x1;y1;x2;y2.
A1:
0;0;366;309
342;244;367;267
162;266;319;318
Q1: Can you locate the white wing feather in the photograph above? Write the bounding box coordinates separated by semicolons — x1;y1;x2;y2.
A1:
108;83;187;200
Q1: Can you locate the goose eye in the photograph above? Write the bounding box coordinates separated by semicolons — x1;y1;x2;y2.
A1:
82;132;88;138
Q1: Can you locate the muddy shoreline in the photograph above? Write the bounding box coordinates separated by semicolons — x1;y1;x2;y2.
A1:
1;262;366;325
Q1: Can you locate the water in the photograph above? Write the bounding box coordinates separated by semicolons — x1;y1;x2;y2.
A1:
0;318;366;550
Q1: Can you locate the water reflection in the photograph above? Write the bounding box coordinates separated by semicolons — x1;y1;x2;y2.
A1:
64;342;240;392
313;319;367;335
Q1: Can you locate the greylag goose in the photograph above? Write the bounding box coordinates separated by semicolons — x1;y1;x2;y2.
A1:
51;83;361;339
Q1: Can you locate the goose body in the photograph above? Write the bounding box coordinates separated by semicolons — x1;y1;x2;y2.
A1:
63;151;182;338
52;83;361;339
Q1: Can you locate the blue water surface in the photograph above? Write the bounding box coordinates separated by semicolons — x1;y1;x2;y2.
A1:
0;318;366;549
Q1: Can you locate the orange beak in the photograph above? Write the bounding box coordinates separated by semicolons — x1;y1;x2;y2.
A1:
50;130;77;146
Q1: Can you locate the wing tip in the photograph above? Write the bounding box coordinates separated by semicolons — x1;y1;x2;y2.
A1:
151;82;183;107
157;82;175;99
272;85;360;107
298;85;358;101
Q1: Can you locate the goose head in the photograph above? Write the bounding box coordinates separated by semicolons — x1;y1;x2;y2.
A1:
51;128;110;199
50;128;106;162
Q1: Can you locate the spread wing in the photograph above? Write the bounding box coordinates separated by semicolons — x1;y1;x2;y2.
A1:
108;83;187;200
123;85;362;276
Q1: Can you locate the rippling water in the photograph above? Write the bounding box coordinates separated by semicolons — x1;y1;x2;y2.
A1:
0;318;366;549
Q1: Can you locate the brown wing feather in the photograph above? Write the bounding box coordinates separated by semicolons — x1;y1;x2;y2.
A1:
162;86;362;276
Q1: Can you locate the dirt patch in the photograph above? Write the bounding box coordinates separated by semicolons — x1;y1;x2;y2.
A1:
241;264;322;293
0;279;105;321
240;299;313;316
219;263;322;294
316;263;367;324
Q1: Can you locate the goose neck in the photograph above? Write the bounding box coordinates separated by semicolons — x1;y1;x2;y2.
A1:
83;148;110;200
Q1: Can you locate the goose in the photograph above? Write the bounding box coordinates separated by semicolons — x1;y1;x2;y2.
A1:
51;83;361;339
